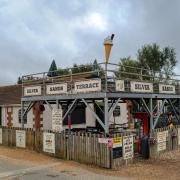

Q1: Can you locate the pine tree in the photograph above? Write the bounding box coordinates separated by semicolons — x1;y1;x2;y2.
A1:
47;60;58;77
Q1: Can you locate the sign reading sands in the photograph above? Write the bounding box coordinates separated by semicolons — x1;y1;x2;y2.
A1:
130;81;153;93
24;86;41;96
74;79;101;93
46;83;67;95
159;84;175;94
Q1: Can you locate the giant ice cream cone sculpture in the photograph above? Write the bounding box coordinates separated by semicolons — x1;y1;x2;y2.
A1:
104;34;114;64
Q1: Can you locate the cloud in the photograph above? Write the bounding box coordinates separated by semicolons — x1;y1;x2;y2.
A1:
0;0;179;84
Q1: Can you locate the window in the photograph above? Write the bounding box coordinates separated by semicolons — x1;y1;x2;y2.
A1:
63;105;86;125
18;109;27;124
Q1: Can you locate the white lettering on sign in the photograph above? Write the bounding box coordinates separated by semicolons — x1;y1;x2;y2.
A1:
74;79;101;93
24;86;41;96
52;108;63;132
130;81;153;93
123;135;134;160
159;84;175;94
16;130;26;148
115;80;125;91
46;83;67;95
157;131;167;151
43;132;55;154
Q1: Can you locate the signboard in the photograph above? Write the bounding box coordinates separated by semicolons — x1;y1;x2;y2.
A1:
159;84;175;94
74;79;101;93
123;135;134;160
16;130;26;148
24;86;41;96
43;132;55;154
157;142;166;152
157;131;167;143
130;81;153;93
113;137;122;148
112;137;123;159
178;129;180;146
115;80;125;92
98;138;113;148
107;138;113;148
52;108;63;132
0;128;2;144
46;83;67;95
98;138;109;144
113;147;123;159
113;106;120;117
157;131;167;151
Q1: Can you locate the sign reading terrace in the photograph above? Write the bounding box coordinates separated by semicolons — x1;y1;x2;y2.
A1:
74;79;101;93
130;81;153;93
24;86;41;96
46;83;67;95
159;84;175;94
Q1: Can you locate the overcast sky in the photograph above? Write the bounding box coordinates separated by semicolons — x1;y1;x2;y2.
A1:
0;0;180;84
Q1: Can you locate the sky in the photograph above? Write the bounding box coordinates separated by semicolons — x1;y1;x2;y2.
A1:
0;0;180;84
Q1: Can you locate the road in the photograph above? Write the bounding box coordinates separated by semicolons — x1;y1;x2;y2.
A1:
0;146;130;180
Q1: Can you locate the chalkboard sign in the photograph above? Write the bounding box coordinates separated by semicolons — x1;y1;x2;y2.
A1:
113;106;120;117
112;147;122;159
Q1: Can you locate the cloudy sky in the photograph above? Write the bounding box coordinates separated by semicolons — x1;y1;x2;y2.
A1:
0;0;180;84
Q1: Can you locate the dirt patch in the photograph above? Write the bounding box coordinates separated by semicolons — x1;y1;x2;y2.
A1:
53;150;180;180
0;146;180;180
0;146;58;165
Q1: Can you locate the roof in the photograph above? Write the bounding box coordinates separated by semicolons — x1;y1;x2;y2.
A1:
0;85;22;105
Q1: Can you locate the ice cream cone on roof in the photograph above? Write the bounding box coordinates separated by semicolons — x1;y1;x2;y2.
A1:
104;34;114;64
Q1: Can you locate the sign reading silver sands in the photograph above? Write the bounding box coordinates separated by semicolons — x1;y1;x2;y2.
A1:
130;81;153;93
74;79;101;93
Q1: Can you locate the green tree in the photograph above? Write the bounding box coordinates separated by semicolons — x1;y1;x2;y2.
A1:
115;57;140;79
71;60;104;76
57;68;70;76
17;76;22;84
162;47;176;79
137;43;177;79
47;59;58;77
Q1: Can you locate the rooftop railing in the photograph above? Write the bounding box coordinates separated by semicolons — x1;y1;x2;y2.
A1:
22;62;180;96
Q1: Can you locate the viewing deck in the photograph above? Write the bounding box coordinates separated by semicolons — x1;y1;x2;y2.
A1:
21;62;180;101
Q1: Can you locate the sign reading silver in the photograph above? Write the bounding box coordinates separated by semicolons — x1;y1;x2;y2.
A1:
130;81;153;93
24;86;41;96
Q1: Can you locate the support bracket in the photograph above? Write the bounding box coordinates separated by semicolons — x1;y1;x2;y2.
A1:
82;98;105;130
